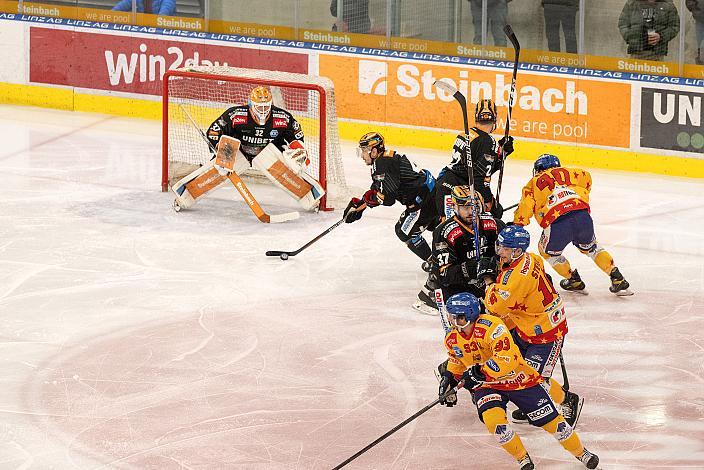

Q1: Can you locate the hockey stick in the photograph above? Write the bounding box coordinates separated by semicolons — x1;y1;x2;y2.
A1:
332;383;463;470
433;79;481;262
265;204;365;258
559;350;570;391
504;202;518;212
434;288;452;334
177;103;299;224
496;24;521;205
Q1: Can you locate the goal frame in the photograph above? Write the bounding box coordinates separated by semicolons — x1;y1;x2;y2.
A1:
161;69;332;211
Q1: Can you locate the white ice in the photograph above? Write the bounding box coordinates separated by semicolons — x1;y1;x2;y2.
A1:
0;104;703;469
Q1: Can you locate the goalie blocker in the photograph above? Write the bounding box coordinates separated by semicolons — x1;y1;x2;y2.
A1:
171;136;325;212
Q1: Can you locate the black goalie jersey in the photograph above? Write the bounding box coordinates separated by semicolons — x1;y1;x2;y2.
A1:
206;105;304;162
432;213;504;298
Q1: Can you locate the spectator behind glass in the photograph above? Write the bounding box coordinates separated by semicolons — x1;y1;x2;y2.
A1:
468;0;509;47
330;0;371;34
542;0;578;53
618;0;679;61
686;0;704;64
112;0;176;15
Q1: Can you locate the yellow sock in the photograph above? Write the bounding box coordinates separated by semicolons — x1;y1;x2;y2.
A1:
539;249;573;278
594;250;615;275
482;407;528;461
542;416;585;457
548;378;566;404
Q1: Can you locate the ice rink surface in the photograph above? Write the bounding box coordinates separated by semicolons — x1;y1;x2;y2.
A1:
1;104;703;469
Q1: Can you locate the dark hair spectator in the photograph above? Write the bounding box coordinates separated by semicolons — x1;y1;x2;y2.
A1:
542;0;578;53
112;0;176;15
618;0;680;61
330;0;371;34
686;0;704;64
467;0;509;47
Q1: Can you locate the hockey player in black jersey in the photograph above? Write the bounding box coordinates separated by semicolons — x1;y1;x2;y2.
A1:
344;132;439;262
435;99;514;221
414;185;504;314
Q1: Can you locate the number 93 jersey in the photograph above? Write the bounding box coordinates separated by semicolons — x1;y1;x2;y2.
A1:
485;252;568;345
444;313;543;391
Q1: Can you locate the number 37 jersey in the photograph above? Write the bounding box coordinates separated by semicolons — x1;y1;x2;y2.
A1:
485;252;568;345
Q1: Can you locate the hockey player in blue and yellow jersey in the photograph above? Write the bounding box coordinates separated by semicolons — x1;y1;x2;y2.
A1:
438;293;599;470
482;225;583;427
513;154;632;295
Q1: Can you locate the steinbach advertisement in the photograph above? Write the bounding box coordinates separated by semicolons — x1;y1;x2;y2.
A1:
320;55;632;149
640;87;704;154
28;27;309;95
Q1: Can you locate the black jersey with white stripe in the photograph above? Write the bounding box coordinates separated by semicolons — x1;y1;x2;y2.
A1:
369;151;432;207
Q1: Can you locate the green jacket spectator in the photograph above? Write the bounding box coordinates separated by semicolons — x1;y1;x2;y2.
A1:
618;0;679;60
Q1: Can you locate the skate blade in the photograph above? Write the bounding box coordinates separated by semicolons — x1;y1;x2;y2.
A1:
612;288;634;296
562;289;589;296
412;300;439;316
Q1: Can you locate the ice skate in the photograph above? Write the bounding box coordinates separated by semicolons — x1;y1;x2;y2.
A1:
561;390;584;428
510;408;529;424
517;453;534;470
559;269;588;294
577;448;600;469
609;267;633;296
412;285;439;316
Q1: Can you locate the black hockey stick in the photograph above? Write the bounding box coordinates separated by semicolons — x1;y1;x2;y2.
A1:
496;24;521;205
433;79;481;262
504;202;518;212
559;351;570;391
265;205;364;259
332;383;463;469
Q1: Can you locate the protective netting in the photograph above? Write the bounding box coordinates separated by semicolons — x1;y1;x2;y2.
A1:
163;66;348;210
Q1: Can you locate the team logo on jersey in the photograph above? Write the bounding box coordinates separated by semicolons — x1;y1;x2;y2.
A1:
270;129;279;137
490;324;506;339
497;289;511;300
273;118;288;128
447;227;463;244
452;345;464;358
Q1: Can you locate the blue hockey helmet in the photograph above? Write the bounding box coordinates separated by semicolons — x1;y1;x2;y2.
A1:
497;225;530;251
446;293;482;326
533;154;561;176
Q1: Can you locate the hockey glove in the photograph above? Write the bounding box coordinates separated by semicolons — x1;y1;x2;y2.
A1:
477;256;498;285
438;372;459;407
498;136;514;157
490;200;504;219
461;364;486;391
362;189;381;208
283;140;310;175
344;197;365;223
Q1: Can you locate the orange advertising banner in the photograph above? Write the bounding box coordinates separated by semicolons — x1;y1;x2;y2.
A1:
319;55;631;149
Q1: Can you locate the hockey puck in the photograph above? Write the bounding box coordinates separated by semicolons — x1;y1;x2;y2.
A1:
280;253;289;260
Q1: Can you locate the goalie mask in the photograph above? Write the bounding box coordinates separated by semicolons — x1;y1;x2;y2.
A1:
475;99;497;126
248;86;273;125
357;132;385;163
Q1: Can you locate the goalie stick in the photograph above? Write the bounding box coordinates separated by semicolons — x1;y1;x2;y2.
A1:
177;103;299;224
496;24;521;205
265;205;365;258
433;79;481;262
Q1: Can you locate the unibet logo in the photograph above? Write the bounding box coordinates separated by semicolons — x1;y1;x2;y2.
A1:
358;60;388;95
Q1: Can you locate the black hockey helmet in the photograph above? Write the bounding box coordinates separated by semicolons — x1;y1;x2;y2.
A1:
475;99;497;124
358;132;385;154
451;185;485;211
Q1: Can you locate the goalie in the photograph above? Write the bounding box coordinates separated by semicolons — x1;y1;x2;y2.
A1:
171;86;325;214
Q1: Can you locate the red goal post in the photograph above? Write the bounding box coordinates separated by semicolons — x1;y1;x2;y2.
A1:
162;66;348;211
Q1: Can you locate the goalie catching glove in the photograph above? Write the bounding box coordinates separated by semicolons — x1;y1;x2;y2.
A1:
282;140;310;175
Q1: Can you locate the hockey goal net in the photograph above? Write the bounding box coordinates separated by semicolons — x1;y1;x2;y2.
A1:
162;66;348;211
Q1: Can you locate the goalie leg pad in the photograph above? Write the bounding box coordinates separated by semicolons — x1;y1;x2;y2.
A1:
171;161;227;210
252;143;325;210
